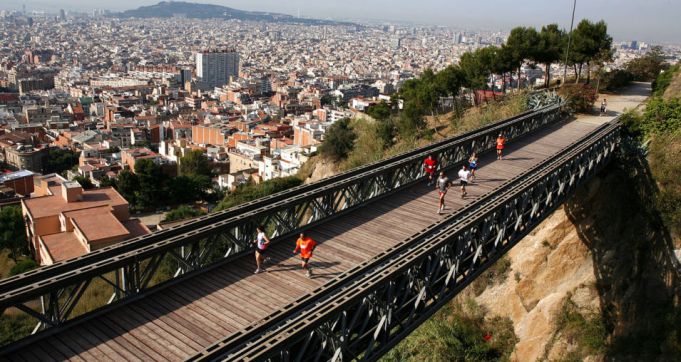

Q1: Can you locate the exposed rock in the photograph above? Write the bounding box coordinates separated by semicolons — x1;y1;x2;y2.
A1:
476;205;601;362
305;157;339;184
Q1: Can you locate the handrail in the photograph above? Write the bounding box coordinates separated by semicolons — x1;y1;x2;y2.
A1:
193;118;621;361
0;105;560;302
0;102;565;350
0;108;539;293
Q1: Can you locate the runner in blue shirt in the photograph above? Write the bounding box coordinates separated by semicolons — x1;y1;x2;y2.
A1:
468;152;479;182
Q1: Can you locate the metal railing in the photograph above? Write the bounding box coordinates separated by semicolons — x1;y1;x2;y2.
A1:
189;118;621;361
0;103;564;349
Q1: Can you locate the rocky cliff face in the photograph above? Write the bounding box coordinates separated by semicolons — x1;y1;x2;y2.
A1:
304;157;339;184
476;194;602;361
475;160;681;361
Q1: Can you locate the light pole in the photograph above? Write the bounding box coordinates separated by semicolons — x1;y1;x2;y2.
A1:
562;0;577;86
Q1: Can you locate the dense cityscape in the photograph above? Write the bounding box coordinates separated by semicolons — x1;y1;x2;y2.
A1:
0;3;678;265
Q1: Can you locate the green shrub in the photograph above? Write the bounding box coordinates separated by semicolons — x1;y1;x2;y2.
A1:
652;64;680;96
9;259;37;276
600;69;633;91
163;205;206;223
320;118;356;161
625;47;668;82
0;313;35;346
648;131;681;236
214;176;303;212
558;83;598;113
555;297;608;355
641;97;681;135
382;298;517;362
72;176;94;190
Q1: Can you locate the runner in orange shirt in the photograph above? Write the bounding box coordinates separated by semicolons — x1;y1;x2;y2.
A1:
496;133;506;160
293;232;317;278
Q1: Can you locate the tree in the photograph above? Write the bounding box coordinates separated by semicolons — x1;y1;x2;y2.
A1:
214;176;303;212
535;24;565;87
134;159;165;209
366;101;391;121
491;46;516;93
167;174;212;205
320;118;356;161
504;26;539;90
72;176;94;190
114;170;139;206
43;148;79;174
0;206;27;262
163;205;206;222
10;259;37;276
460;49;491;91
627;46;669;82
558;83;598;113
366;101;397;147
569;20;612;83
180;149;213;177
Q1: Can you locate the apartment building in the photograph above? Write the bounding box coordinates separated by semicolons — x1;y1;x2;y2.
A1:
22;174;149;265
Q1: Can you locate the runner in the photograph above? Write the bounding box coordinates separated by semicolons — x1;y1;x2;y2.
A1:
496;133;506;160
600;98;607;116
436;171;451;214
424;155;438;186
293;232;317;278
253;225;271;274
468;152;479;182
458;164;471;199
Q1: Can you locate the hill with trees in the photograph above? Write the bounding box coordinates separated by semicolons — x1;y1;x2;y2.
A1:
119;1;349;25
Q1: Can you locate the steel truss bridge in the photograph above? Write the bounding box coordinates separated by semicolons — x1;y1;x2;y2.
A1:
0;101;620;361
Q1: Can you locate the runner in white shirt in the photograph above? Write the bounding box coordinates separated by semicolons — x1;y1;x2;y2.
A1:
458;165;471;199
253;225;271;274
435;171;451;214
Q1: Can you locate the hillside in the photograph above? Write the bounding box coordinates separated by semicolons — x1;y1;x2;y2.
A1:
663;66;681;100
118;1;348;25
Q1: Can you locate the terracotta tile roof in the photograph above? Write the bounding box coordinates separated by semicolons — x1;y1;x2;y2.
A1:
64;206;129;243
24;187;128;219
41;232;87;263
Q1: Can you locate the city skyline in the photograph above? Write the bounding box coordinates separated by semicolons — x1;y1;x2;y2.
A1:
1;0;680;44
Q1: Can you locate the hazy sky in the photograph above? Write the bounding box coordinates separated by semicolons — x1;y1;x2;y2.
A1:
2;0;680;43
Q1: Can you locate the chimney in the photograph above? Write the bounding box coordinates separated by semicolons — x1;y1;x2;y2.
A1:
61;181;83;203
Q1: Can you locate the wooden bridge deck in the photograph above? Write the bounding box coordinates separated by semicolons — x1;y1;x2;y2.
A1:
8;118;603;361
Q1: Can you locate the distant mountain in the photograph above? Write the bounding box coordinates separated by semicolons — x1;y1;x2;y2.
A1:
118;1;348;25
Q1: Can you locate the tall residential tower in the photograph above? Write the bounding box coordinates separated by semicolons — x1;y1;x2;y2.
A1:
195;49;239;89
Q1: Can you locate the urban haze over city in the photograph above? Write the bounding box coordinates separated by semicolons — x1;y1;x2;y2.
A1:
0;0;680;360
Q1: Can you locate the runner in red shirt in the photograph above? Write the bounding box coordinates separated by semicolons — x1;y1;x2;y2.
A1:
293;232;317;278
424;155;438;186
496;134;506;160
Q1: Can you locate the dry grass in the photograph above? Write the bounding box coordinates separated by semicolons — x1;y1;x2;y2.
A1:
0;250;17;280
663;69;681;100
339;94;529;174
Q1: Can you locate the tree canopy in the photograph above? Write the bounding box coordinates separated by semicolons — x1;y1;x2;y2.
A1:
43;148;79;174
163;205;206;222
628;46;669;82
320;118;357;161
179;149;213;177
0;206;27;262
